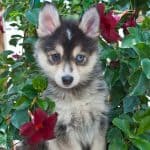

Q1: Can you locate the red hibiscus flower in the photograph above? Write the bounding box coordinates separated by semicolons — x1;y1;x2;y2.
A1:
97;3;121;43
122;15;136;34
20;108;58;145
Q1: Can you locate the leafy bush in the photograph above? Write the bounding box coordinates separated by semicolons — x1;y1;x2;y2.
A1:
0;0;150;149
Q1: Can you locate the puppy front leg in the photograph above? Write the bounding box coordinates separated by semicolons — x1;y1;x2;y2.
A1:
67;131;82;150
46;131;82;150
46;139;61;150
91;115;108;150
91;134;106;150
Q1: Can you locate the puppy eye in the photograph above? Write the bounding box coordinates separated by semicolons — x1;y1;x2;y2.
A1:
49;53;61;64
75;54;86;65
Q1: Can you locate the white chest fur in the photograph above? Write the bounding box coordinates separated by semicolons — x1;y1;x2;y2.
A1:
45;79;108;149
50;80;108;146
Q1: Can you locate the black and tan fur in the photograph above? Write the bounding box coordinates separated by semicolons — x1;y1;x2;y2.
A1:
16;2;109;150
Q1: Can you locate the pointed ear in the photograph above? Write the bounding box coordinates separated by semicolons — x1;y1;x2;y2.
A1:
37;4;60;37
79;7;100;38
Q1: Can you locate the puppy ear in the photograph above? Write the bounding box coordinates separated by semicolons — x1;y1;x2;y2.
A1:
37;4;60;37
79;7;99;38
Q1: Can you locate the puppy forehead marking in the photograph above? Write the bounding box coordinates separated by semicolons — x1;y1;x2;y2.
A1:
66;28;72;40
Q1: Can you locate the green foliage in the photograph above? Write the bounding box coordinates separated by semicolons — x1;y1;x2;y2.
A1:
0;0;150;149
32;75;48;92
141;58;150;79
102;28;150;150
142;17;150;30
11;110;29;129
102;25;150;149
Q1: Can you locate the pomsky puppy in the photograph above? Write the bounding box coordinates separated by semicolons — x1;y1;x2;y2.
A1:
18;2;109;150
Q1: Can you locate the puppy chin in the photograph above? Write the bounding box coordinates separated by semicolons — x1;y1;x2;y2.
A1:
55;81;78;89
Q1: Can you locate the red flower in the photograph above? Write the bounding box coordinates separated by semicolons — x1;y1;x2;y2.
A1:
122;16;136;34
97;3;121;43
20;108;58;145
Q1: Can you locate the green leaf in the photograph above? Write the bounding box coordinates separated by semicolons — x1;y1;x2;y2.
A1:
100;48;118;60
0;77;7;92
137;116;150;135
3;5;14;19
129;145;138;150
130;73;149;96
134;43;150;59
22;84;37;99
30;0;41;8
134;108;150;122
119;114;133;123
11;109;29;129
128;69;141;88
128;58;140;70
23;37;37;45
142;31;150;44
110;81;125;107
37;98;48;110
32;75;48;92
11;62;24;70
1;102;12;118
141;58;150;79
120;48;138;58
119;62;129;85
122;27;142;48
14;96;28;107
108;107;123;121
0;133;6;148
123;96;140;113
9;38;18;46
107;127;123;143
141;133;150;142
15;100;30;111
72;0;81;5
104;68;120;88
142;16;150;30
113;118;131;136
25;8;40;26
0;116;3;124
130;136;150;150
108;135;128;150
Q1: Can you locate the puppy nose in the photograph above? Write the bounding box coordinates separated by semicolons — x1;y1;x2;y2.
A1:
62;75;73;85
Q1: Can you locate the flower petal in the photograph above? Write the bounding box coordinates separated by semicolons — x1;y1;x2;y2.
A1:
27;130;43;145
42;112;58;140
19;110;58;145
19;122;35;137
122;16;136;34
97;3;105;17
101;28;121;43
33;108;48;126
100;16;121;42
97;3;121;43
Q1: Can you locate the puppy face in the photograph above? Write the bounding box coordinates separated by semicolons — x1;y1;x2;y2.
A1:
35;4;100;89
